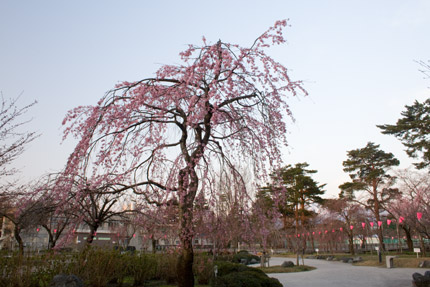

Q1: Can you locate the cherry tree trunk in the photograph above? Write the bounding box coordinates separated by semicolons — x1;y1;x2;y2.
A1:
177;238;194;287
377;227;385;251
310;236;315;251
177;209;195;287
151;238;157;254
419;234;427;257
402;226;414;251
348;234;355;255
360;236;366;249
86;225;98;245
176;164;200;287
47;231;55;249
14;228;24;256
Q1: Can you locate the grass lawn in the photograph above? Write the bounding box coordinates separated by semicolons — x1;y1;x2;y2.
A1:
257;265;316;273
352;254;430;268
135;281;209;287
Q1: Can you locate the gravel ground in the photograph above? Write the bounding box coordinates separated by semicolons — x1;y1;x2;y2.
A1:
259;257;429;287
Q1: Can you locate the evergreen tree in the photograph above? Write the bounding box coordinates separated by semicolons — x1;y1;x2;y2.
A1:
261;163;325;264
262;163;325;230
339;142;400;251
378;98;430;169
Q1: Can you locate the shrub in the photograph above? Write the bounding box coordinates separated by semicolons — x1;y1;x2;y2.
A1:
69;248;126;287
155;251;178;284
193;253;214;285
0;254;34;287
213;271;282;287
211;262;282;287
0;251;74;287
214;261;249;277
232;251;260;265
125;253;158;286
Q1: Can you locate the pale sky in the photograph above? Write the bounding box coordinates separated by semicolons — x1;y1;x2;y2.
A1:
1;0;429;197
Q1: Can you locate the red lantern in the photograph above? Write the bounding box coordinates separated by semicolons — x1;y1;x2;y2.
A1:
387;219;392;226
399;216;404;223
36;228;40;232
340;227;343;232
378;221;382;227
350;225;354;230
362;222;366;229
370;222;374;227
417;212;423;221
54;229;57;233
133;234;136;238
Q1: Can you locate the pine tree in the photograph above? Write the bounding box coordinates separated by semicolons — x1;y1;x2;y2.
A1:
339;142;400;251
262;163;325;264
378;99;430;169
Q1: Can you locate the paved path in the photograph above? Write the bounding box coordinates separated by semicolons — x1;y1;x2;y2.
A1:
261;257;428;287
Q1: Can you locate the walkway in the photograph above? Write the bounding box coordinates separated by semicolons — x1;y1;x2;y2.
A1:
264;257;428;287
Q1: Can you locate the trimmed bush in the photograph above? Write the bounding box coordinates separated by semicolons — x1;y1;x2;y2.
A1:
211;262;282;287
232;251;260;265
213;271;282;287
215;261;249;276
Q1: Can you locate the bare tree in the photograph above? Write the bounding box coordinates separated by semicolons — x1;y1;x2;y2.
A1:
323;198;366;255
0;94;38;179
416;59;430;80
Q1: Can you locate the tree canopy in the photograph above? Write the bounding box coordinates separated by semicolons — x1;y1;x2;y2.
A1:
61;20;305;287
339;141;399;250
340;142;399;197
260;162;325;230
378;98;430;170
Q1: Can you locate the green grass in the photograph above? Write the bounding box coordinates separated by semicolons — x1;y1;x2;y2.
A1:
141;280;209;287
353;255;430;268
257;265;316;273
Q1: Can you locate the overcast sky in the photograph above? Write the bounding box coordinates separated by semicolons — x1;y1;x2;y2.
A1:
1;0;429;197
